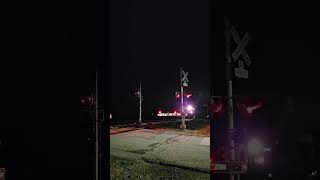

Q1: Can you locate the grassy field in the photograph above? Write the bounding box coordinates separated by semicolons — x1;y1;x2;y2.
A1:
153;119;210;137
110;155;210;180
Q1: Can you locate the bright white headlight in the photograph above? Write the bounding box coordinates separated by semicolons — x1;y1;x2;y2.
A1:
187;105;193;111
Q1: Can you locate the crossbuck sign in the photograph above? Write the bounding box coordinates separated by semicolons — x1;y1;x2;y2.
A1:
230;26;251;79
181;70;189;87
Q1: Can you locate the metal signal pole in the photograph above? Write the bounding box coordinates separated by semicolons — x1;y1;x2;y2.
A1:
139;82;142;124
95;65;99;180
180;67;186;130
225;17;235;180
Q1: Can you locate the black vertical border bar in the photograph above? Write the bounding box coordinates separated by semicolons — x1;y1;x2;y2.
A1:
101;0;110;179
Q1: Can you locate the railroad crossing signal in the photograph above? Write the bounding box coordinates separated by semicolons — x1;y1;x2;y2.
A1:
179;67;189;130
235;60;248;79
230;26;251;79
181;70;189;87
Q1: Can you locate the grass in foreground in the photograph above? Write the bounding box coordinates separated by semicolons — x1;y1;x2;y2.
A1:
110;155;209;180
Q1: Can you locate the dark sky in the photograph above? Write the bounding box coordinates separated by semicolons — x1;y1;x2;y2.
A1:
109;0;210;120
50;0;320;132
212;0;320;135
213;0;320;94
108;0;320;133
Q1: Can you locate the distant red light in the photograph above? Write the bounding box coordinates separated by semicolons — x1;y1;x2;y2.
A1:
211;151;217;163
158;110;162;114
186;94;192;98
81;99;85;103
245;101;263;115
175;92;181;98
212;102;222;113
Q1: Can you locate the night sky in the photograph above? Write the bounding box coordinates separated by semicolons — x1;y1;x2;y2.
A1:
109;0;210;120
211;0;320;136
213;0;319;94
108;0;320;134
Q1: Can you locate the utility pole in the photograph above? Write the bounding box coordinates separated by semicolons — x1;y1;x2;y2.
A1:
180;67;186;130
95;65;99;180
225;17;235;180
139;81;142;124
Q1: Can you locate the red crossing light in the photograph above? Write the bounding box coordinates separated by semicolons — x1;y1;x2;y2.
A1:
244;101;263;115
211;100;223;113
